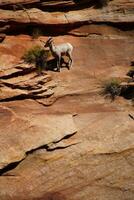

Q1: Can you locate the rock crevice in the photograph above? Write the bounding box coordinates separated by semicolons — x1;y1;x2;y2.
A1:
0;129;77;176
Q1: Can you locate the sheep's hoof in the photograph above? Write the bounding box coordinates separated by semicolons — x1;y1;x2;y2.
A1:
67;66;70;70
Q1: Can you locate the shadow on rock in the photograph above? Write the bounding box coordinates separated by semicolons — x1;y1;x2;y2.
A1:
46;58;70;72
121;86;134;100
36;192;67;200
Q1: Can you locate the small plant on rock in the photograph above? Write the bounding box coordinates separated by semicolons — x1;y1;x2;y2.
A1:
22;45;50;74
101;78;121;100
23;45;45;63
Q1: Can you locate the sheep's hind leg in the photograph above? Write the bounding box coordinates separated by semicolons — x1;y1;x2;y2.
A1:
57;57;61;72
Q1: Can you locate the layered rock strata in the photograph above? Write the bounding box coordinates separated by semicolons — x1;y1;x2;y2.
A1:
0;1;134;200
0;0;134;34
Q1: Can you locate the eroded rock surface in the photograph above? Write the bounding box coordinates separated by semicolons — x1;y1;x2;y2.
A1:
0;0;134;34
0;1;134;200
0;103;77;170
0;111;134;200
0;30;134;199
0;63;53;102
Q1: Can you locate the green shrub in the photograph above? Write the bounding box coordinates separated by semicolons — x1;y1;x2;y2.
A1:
22;45;47;63
101;78;121;100
22;45;50;73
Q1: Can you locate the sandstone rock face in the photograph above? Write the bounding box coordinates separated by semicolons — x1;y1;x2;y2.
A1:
0;62;53;102
0;1;134;200
0;0;90;8
0;104;77;170
0;0;134;33
0;31;134;199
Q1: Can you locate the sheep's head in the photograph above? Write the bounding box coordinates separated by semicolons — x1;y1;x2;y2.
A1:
44;37;53;47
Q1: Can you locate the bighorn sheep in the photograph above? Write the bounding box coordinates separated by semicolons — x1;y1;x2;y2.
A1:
41;37;73;72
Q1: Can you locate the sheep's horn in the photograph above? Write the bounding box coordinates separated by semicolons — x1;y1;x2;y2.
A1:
40;39;46;44
48;37;53;42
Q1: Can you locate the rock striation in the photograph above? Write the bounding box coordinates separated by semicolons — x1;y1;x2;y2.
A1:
0;0;134;34
0;62;55;103
0;0;91;8
0;31;134;199
0;1;134;200
0;103;77;170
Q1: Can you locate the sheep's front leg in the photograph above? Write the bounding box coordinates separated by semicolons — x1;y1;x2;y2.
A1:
67;52;72;70
69;57;72;69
